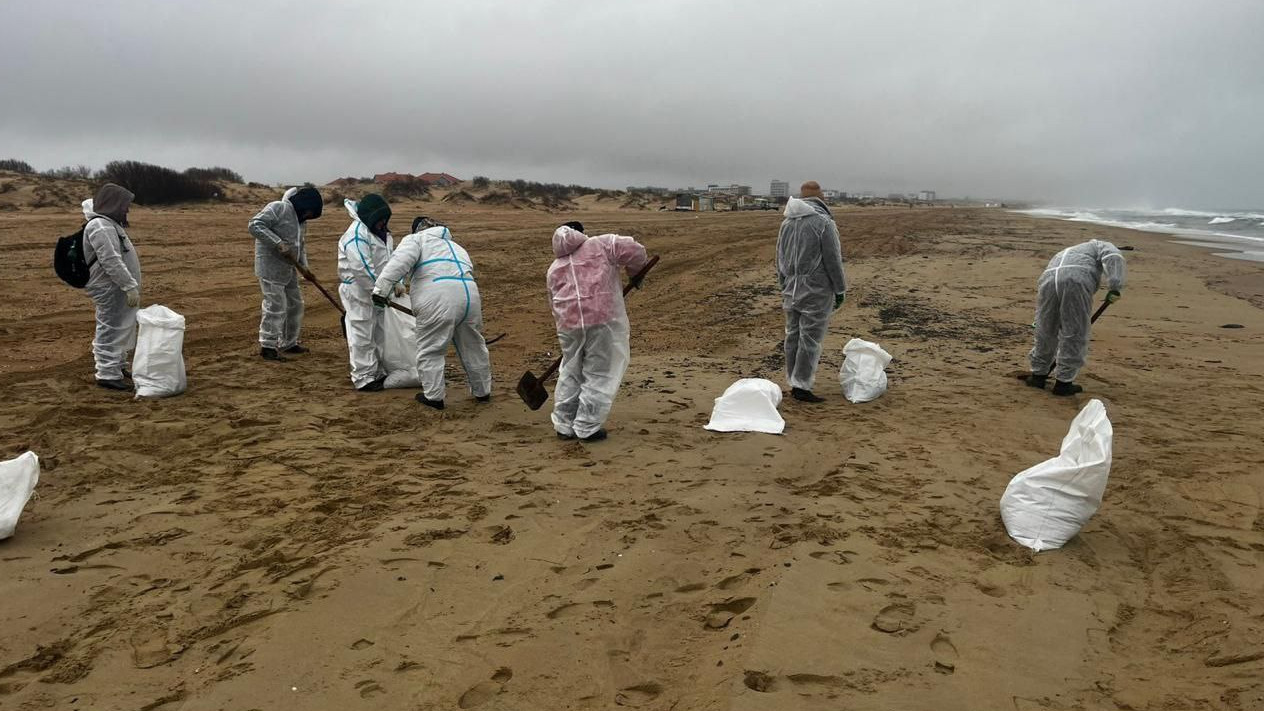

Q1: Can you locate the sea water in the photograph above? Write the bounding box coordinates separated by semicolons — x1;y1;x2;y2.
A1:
1015;207;1264;263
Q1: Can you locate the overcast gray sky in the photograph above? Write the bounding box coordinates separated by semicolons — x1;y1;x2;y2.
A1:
2;1;1261;207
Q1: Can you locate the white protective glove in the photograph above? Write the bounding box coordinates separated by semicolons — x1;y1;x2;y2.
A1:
393;283;406;298
125;289;140;308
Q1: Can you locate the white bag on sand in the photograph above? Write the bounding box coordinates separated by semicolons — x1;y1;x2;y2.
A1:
381;299;421;389
132;305;187;398
0;452;40;540
840;338;892;403
704;378;785;434
1001;399;1113;552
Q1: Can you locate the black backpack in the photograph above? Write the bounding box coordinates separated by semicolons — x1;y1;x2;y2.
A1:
54;222;96;288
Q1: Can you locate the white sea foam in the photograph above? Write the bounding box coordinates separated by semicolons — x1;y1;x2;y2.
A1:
1208;217;1236;225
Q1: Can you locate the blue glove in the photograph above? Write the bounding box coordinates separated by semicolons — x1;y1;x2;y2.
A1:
1105;290;1121;304
834;293;846;310
371;293;390;309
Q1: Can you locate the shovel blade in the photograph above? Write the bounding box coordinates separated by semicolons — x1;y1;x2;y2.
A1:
516;370;549;411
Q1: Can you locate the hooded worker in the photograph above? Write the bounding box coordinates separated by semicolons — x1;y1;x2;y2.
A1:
1026;239;1126;395
545;222;649;442
776;181;846;402
248;186;323;360
371;220;491;409
337;194;408;391
82;183;141;391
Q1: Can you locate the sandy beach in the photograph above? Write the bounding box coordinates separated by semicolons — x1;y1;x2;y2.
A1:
1;200;1262;710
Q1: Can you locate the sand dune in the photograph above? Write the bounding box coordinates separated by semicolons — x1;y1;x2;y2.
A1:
1;203;1262;710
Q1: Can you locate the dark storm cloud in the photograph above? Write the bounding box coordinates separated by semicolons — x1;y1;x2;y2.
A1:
2;0;1262;206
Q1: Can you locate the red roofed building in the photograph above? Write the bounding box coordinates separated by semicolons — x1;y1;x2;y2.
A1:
418;172;462;187
373;172;413;184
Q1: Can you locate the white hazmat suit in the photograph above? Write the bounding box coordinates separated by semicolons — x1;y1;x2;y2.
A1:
547;226;649;439
372;226;491;402
82;192;141;382
1029;240;1126;383
248;189;308;351
337;199;394;389
776;197;846;392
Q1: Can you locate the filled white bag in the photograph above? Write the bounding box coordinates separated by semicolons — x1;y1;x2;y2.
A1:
132;305;187;398
840;338;892;403
704;378;785;434
1000;399;1113;552
0;452;40;540
381;298;421;389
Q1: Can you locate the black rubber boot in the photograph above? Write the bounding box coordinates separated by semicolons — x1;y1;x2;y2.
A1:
96;378;132;391
357;378;385;392
283;344;310;354
1052;380;1084;396
791;387;825;403
1025;374;1048;389
260;347;286;362
581;429;608;443
557;432;577;441
415;393;445;410
475;394;491;404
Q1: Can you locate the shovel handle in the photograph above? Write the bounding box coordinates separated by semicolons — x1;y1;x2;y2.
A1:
1090;300;1110;324
287;255;346;317
624;255;660;295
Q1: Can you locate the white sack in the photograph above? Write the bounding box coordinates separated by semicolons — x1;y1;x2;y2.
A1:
1000;399;1113;552
381;298;421;389
704;378;785;434
132;304;187;398
0;452;40;540
840;338;892;403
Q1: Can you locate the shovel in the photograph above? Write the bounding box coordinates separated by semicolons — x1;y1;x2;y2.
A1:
517;255;660;410
1010;299;1112;380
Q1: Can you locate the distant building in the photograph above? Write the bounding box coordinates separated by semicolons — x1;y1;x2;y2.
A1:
697;195;715;212
703;183;751;197
418;172;462;187
374;171;462;186
822;189;847;202
770;180;790;198
918;190;936;202
675;194;694;211
374;172;413;184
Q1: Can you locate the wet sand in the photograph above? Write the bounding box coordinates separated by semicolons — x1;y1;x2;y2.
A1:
1;202;1262;710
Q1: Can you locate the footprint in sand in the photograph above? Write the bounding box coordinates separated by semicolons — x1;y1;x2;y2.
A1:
706;597;757;630
871;602;915;633
614;681;662;707
458;681;500;708
355;679;385;698
129;626;179;669
931;632;958;673
743;670;778;693
458;668;514;708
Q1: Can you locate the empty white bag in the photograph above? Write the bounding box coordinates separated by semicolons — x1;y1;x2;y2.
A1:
704;378;785;434
381;299;422;389
0;452;40;540
132;305;187;398
840;338;892;403
1000;399;1113;552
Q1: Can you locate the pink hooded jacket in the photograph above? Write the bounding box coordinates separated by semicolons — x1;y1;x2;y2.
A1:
547;226;649;332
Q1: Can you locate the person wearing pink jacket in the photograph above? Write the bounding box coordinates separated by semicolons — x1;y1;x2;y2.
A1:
547;222;649;442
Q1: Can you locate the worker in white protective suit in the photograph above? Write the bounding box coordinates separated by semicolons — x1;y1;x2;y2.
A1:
546;222;649;442
248;186;323;361
371;219;491;409
338;194;407;391
82;183;142;391
1026;239;1126;396
776;181;846;403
